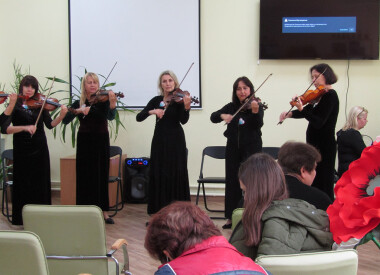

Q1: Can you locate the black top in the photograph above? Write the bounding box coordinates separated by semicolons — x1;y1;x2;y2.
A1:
292;89;339;147
210;102;264;150
336;128;366;177
285;175;332;211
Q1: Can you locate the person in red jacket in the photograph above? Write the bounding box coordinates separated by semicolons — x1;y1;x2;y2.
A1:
144;201;269;275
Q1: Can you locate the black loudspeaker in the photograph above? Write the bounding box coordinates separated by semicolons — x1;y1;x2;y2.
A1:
124;157;149;203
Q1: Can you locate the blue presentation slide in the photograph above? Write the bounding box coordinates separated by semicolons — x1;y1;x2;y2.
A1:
282;17;356;33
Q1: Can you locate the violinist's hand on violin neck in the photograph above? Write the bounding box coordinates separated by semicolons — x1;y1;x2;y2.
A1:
60;105;68;117
221;114;233;124
251;100;259;114
183;92;191;109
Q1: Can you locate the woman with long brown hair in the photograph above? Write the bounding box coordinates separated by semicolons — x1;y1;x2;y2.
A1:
229;153;333;259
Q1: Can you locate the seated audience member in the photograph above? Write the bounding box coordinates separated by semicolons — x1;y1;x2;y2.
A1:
337;106;368;177
229;153;333;260
278;141;333;210
144;201;269;275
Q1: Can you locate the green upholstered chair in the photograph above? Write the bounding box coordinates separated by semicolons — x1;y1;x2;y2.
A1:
255;249;358;275
0;230;49;275
22;205;131;275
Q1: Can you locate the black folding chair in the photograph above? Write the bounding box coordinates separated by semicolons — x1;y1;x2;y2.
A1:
196;146;226;219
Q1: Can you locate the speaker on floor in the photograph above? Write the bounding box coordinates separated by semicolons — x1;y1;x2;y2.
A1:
124;157;149;203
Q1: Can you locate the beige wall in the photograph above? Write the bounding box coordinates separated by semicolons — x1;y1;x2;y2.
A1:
1;0;379;194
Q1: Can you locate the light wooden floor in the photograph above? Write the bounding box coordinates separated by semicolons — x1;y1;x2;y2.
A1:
0;191;379;274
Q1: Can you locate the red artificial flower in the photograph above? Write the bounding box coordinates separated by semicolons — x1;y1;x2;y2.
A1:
327;142;380;244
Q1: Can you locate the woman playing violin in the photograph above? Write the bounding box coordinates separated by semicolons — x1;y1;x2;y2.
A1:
63;72;117;224
210;76;264;229
279;63;339;200
136;70;191;215
0;75;68;225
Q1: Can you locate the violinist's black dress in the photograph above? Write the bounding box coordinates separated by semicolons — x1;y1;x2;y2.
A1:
0;101;54;225
136;96;190;214
211;104;264;220
63;100;115;210
291;90;339;200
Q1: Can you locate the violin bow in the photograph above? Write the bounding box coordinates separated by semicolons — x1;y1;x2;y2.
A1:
34;76;56;128
178;62;194;87
277;67;327;125
98;61;117;92
229;73;273;121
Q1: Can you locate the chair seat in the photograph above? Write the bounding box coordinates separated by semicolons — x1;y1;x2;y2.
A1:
197;177;226;184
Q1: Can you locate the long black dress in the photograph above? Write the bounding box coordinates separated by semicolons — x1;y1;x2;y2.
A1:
63;100;115;210
210;104;264;220
291;89;339;200
0;101;53;225
136;96;190;215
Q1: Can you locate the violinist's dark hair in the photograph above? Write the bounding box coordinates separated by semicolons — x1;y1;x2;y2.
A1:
19;75;39;95
278;141;321;175
310;63;337;85
232;76;254;106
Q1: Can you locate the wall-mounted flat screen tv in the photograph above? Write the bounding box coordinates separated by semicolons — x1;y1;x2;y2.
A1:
259;0;379;60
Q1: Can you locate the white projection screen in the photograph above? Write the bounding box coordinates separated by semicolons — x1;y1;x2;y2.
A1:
69;0;201;108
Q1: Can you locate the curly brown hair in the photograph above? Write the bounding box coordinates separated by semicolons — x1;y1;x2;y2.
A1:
144;201;221;263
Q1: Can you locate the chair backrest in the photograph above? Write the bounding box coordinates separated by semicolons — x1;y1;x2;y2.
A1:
23;205;109;275
199;146;226;177
109;146;122;177
0;230;49;275
255;249;358;275
262;147;280;159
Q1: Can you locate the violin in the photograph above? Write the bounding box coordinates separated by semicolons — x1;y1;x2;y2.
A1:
88;90;124;105
0;91;28;104
241;96;268;111
290;85;326;106
165;88;199;105
23;93;63;111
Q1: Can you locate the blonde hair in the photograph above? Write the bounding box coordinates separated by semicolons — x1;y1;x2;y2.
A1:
157;70;179;95
342;106;368;131
80;72;99;106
